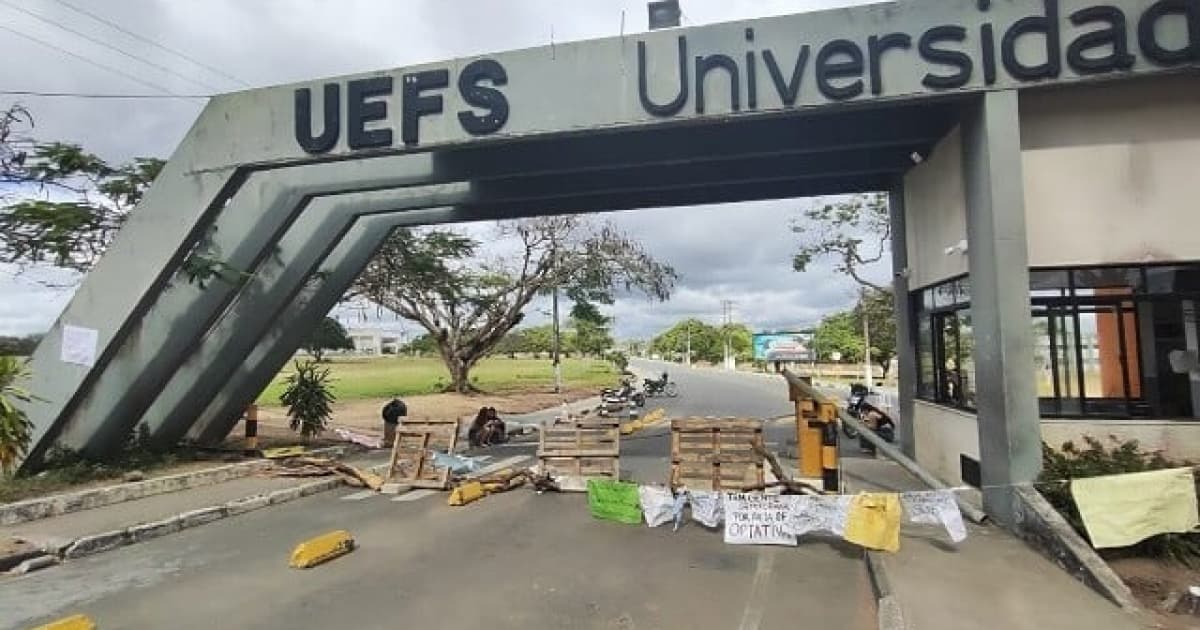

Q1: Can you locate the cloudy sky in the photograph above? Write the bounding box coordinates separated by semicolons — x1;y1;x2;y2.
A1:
0;0;887;341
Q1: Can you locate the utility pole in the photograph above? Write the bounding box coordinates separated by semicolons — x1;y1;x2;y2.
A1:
685;321;692;367
862;288;874;389
552;288;562;393
721;300;736;371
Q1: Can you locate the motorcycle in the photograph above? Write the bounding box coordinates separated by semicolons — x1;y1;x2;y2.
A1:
599;376;644;417
643;373;679;398
843;383;896;449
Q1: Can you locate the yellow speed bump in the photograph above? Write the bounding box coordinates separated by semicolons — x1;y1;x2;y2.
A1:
448;481;485;506
621;408;666;435
288;530;355;569
32;614;96;630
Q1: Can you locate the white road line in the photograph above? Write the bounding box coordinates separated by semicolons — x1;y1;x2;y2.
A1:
392;489;437;502
736;548;777;630
341;490;376;501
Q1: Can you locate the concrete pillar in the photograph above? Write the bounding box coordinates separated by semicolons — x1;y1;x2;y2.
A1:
888;179;917;459
960;90;1042;524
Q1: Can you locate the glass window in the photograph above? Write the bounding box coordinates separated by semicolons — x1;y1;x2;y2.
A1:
1031;270;1070;298
958;311;976;408
1074;267;1142;297
917;314;935;399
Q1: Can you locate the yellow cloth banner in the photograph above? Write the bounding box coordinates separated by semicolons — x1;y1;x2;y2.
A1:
1071;467;1199;549
844;492;901;552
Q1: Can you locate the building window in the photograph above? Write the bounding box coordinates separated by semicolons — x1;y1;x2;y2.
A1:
913;264;1200;419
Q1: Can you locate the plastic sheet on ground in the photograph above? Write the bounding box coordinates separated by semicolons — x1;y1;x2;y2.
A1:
334;428;383;449
432;452;488;475
688;490;724;528
639;486;685;529
587;479;642;525
1071;467;1200;549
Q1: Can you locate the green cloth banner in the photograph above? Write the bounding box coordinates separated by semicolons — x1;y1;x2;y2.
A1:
587;479;642;525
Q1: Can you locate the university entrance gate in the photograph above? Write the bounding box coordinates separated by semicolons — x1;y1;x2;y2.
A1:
20;0;1199;523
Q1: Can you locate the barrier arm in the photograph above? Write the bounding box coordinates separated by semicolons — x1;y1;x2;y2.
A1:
782;370;988;524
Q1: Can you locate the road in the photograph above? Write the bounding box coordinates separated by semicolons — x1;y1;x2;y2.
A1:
0;361;875;630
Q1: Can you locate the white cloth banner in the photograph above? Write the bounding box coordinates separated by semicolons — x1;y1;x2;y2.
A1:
900;490;968;543
786;494;852;538
723;493;797;546
60;324;98;367
689;491;723;528
640;486;685;529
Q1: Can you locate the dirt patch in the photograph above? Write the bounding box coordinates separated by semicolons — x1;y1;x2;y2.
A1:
252;385;597;438
1108;557;1200;629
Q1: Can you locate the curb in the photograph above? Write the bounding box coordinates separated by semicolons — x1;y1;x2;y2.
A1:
55;476;346;562
1011;486;1142;612
19;458;520;566
865;551;907;630
0;446;346;527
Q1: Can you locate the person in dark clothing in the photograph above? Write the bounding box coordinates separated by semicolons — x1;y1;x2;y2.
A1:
485;407;507;444
468;407;488;447
381;397;407;447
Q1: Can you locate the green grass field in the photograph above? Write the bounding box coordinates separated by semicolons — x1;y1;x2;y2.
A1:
256;356;617;404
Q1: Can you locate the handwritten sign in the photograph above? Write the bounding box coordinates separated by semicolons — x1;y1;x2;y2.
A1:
723;493;797;546
61;324;98;367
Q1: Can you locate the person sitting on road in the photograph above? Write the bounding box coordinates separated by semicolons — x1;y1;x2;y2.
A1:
484;407;508;445
468;407;489;448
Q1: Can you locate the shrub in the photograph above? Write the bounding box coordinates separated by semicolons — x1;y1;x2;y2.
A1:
0;356;36;474
605;350;629;373
1039;436;1200;566
279;360;336;441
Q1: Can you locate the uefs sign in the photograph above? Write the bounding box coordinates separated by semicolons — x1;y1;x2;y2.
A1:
295;0;1197;153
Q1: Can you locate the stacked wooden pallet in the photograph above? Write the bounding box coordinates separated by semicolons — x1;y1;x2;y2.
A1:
384;418;462;490
669;417;765;491
537;420;620;491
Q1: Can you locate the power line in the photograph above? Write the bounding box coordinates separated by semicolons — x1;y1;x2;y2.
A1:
0;23;178;96
0;0;222;93
48;0;251;88
0;90;210;100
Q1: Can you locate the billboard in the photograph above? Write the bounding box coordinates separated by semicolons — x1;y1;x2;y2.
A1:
753;332;814;362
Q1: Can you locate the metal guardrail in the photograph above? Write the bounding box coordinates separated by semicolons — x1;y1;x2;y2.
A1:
783;370;988;524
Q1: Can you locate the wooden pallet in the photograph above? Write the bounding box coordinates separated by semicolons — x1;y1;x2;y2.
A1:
669;417;765;491
537;420;620;491
384;419;462;490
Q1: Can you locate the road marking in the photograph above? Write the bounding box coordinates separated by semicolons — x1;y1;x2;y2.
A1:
392;489;437;502
341;490;376;501
736;548;777;630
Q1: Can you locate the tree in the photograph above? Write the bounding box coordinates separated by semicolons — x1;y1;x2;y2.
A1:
792;192;890;292
401;333;438;356
0;356;35;474
650;319;723;363
813;311;863;362
0;104;231;286
854;289;897;379
279;360;336;441
569;300;613;357
351;217;676;393
0;335;42;356
302;317;353;362
721;323;755;361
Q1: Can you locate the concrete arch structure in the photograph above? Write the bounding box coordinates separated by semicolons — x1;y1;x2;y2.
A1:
18;0;1198;524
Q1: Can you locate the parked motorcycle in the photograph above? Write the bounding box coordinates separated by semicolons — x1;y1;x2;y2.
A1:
599;376;644;416
642;372;679;398
843;383;896;451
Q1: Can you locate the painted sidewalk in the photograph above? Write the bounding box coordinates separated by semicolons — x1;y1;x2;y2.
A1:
842;458;1141;630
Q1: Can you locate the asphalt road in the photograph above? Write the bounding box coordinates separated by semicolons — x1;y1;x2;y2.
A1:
1;361;875;630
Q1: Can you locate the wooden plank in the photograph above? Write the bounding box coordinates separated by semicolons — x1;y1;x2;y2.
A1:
672;417;762;431
537;420;620;485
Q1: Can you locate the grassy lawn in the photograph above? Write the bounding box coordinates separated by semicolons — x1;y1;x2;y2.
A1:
256;356;617;404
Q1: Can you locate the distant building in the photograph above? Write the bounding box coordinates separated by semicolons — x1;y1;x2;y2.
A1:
347;328;401;355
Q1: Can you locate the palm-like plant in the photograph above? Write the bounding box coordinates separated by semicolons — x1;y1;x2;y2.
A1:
0;356;35;474
279;360;336;441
